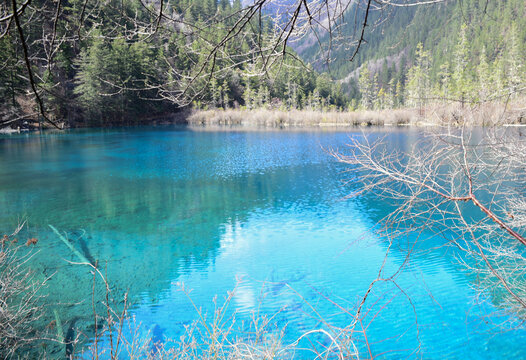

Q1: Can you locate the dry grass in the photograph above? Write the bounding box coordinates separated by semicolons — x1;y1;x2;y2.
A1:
187;108;418;128
187;98;526;128
422;99;526;126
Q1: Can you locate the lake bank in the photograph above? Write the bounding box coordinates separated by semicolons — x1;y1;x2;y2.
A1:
187;102;526;128
3;100;525;133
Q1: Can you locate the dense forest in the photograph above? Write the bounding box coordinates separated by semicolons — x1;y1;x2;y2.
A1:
0;0;347;128
1;0;525;128
298;0;526;110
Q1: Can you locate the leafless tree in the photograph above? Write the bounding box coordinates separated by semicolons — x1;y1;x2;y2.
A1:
332;115;526;321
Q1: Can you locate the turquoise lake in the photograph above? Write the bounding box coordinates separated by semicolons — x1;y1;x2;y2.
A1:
1;126;525;358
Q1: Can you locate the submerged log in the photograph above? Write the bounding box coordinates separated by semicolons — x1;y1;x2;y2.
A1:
48;225;92;265
53;309;64;344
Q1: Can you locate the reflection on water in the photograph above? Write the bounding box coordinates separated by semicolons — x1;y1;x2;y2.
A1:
0;127;525;359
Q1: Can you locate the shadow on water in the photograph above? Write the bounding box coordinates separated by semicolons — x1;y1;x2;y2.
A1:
65;317;80;358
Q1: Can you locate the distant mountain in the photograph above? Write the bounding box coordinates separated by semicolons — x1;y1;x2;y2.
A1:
295;0;526;84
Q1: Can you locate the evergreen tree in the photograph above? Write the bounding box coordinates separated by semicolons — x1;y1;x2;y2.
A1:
492;56;506;95
452;24;472;104
506;22;524;95
405;43;431;109
243;82;253;109
477;46;491;101
387;78;397;108
358;66;374;110
372;73;381;110
222;81;230;109
311;89;321;111
210;78;221;108
395;80;404;107
74;34;110;120
437;61;451;102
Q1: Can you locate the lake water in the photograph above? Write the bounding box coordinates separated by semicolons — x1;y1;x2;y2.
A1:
0;126;525;359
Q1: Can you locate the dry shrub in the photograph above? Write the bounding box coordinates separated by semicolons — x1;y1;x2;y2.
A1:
81;280;365;360
187;96;526;129
187;108;423;128
424;99;526;126
0;230;47;358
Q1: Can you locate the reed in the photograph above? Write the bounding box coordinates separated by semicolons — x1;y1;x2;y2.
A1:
187;108;418;128
187;99;526;128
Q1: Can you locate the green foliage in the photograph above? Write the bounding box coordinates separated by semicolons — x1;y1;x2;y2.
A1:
300;0;526;109
358;66;373;110
405;43;431;108
451;24;474;103
3;0;526;126
0;35;24;115
506;22;525;93
2;0;348;127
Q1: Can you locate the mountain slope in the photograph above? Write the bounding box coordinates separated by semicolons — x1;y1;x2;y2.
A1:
297;0;526;88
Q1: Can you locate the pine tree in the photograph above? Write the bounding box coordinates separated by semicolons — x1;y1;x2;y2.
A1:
74;34;110;119
219;0;230;12
358;66;373;110
387;78;397;108
376;87;387;110
477;46;491;101
372;73;381;110
492;55;506;95
311;89;321;111
254;86;264;108
261;86;270;108
395;80;404;107
222;81;230;109
452;24;471;105
437;61;451;103
285;79;298;109
405;43;431;109
232;0;242;12
243;82;253;109
210;78;221;108
506;22;524;96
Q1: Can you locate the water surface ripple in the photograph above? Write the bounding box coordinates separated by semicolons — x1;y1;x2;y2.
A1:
0;127;524;359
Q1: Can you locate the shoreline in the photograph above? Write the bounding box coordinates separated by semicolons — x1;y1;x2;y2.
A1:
186;103;526;128
2;103;525;133
187;108;418;128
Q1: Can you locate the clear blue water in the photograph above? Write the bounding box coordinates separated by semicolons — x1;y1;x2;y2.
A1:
1;126;525;359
